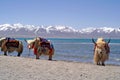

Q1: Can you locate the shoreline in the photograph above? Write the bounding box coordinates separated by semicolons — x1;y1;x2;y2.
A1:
0;55;120;80
1;54;120;66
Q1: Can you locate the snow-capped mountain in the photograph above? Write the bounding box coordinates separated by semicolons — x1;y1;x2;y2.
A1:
0;23;120;38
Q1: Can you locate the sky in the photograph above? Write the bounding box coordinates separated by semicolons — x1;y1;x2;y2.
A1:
0;0;120;29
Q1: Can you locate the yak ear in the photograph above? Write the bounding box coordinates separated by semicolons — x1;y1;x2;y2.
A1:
92;38;96;44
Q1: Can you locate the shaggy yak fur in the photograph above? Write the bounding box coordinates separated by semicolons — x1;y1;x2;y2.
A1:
93;38;110;66
0;37;23;56
25;37;54;60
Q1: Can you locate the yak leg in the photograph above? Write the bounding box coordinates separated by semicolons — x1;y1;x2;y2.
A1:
36;52;42;59
101;54;107;66
101;58;105;66
48;55;52;60
4;52;7;56
97;62;100;65
17;52;21;57
36;54;40;59
94;53;100;65
102;62;105;66
48;52;53;60
17;44;23;57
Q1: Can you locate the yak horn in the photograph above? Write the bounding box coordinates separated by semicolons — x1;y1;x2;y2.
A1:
92;38;96;44
107;39;111;44
24;39;27;43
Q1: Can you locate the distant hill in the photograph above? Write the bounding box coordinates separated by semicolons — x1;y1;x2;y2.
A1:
0;23;120;38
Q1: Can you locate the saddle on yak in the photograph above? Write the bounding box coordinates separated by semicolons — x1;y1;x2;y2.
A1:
40;42;50;49
5;38;19;48
34;38;52;55
39;38;51;49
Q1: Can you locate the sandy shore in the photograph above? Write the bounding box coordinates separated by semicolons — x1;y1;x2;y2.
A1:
0;55;120;80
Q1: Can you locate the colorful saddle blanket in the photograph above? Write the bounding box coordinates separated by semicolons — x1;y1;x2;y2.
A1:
40;42;50;48
5;38;19;48
40;38;48;42
39;38;51;49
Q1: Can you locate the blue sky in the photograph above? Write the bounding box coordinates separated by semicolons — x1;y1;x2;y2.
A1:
0;0;120;28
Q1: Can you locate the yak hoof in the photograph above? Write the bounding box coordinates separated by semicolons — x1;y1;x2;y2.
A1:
36;57;39;59
97;63;100;65
17;54;21;57
102;63;105;66
4;54;7;56
48;59;52;60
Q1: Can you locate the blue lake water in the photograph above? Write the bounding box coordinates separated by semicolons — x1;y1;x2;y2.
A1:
0;38;120;65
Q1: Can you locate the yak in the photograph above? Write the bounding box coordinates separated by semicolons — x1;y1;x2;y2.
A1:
92;38;110;66
0;37;23;56
25;37;54;60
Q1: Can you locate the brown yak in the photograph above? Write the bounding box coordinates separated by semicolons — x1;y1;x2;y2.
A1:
0;37;23;56
92;38;110;66
25;37;54;60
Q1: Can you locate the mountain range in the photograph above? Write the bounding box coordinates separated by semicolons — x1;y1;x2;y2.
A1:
0;23;120;38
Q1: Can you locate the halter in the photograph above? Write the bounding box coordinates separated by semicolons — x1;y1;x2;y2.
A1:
28;42;35;49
